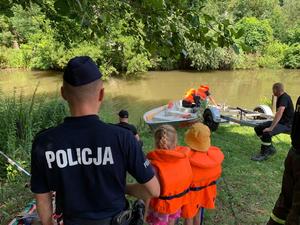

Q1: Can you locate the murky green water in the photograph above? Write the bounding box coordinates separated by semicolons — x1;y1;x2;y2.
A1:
0;69;299;123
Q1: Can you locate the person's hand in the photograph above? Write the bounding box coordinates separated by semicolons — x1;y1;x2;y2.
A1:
215;104;222;109
263;127;273;133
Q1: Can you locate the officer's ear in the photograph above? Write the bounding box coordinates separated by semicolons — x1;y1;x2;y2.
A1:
61;86;67;101
98;87;104;102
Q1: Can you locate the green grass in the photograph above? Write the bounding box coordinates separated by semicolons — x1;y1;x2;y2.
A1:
0;179;33;223
0;92;69;224
0;94;291;225
198;126;288;225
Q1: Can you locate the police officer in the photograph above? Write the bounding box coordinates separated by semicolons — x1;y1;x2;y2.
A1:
266;96;300;225
252;83;294;161
30;56;160;225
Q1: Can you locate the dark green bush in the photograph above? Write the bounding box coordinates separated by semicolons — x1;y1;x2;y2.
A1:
0;48;8;68
236;17;273;53
258;41;288;68
283;44;300;69
185;40;237;71
286;26;300;44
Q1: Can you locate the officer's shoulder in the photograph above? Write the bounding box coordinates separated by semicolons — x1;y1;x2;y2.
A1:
128;123;137;130
105;122;134;136
33;126;57;141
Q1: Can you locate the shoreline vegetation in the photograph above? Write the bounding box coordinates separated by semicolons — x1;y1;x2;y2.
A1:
1;0;300;80
0;93;291;225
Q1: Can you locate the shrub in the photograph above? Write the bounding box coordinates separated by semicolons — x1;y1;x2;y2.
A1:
0;48;8;68
99;63;118;80
0;15;14;47
58;41;105;70
5;49;25;68
0;47;24;68
126;53;152;76
157;57;178;71
185;40;237;70
286;26;300;44
20;27;62;70
217;48;238;70
232;0;278;20
283;44;300;69
258;41;288;68
236;17;273;53
234;52;260;69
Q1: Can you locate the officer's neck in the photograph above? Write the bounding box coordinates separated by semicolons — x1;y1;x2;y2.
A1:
69;104;100;117
120;118;129;123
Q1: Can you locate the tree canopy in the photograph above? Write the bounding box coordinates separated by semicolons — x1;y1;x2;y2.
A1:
0;0;300;73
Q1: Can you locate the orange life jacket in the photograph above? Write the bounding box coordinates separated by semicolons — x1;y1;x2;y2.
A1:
147;146;193;214
183;89;196;103
197;85;210;100
188;146;224;209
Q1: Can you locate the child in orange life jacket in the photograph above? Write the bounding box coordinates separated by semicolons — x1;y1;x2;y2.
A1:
146;125;193;225
181;123;224;225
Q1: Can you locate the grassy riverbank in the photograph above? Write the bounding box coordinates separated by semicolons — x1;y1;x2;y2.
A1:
0;95;290;225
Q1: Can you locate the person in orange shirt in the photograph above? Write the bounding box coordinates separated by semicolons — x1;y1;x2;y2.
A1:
181;123;224;225
182;86;218;109
182;88;197;108
196;85;218;107
146;125;193;225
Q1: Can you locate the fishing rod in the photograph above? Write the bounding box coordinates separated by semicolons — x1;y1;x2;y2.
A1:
0;150;31;177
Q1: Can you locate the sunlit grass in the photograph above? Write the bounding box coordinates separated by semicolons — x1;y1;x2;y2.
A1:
0;94;290;225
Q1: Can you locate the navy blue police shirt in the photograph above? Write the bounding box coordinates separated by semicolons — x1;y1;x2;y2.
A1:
30;115;154;222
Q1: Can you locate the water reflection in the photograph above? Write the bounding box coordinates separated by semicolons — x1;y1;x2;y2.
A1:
104;70;300;109
0;70;61;95
0;69;299;123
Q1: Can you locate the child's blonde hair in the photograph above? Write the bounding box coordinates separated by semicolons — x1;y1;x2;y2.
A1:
154;125;177;149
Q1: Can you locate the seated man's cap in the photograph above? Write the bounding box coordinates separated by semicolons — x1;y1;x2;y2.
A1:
63;56;102;86
118;110;129;118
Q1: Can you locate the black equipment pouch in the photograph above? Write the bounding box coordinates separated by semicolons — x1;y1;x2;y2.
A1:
129;200;145;225
111;199;145;225
111;210;132;225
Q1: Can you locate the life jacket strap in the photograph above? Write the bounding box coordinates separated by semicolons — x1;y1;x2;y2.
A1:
159;188;190;200
159;180;217;200
190;180;217;192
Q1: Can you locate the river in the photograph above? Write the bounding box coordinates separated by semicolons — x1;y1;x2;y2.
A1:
0;69;299;123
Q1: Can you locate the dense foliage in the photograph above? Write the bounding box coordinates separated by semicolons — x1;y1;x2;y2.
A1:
0;0;300;75
236;17;273;53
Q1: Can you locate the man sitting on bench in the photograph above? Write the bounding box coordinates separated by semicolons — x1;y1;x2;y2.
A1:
251;83;294;161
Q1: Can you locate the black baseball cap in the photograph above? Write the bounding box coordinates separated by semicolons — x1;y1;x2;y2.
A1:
63;56;102;86
118;110;129;118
